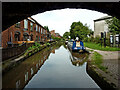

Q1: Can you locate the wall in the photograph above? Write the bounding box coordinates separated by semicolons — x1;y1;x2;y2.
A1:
2;43;34;61
94;20;107;38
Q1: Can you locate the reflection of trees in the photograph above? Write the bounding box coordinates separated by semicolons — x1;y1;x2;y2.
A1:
63;43;67;49
51;42;62;50
2;43;62;89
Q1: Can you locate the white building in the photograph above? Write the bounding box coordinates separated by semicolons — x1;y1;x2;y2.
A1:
94;15;112;38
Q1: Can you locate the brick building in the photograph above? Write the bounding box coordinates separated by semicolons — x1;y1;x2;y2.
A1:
2;17;51;48
55;33;62;38
50;30;56;37
50;30;61;38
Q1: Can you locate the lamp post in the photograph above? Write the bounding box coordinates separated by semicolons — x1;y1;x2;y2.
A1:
101;32;103;47
103;32;106;47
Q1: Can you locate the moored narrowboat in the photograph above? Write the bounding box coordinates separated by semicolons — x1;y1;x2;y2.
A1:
67;39;85;52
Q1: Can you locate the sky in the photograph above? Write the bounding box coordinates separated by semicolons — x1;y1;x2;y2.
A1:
32;8;108;36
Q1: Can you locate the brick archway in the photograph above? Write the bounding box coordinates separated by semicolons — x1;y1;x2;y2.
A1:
2;2;120;31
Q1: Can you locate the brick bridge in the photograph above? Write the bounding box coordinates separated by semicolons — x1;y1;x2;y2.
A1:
2;2;120;31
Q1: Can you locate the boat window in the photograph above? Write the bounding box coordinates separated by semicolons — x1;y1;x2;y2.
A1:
76;41;80;47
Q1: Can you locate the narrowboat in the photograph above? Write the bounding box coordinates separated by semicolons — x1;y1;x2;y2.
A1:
67;39;86;52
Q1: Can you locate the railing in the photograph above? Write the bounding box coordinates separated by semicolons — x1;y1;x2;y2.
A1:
2;43;34;61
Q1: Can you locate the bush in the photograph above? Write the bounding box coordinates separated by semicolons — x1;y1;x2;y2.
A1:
46;43;50;46
106;38;110;46
35;42;41;47
83;37;88;42
94;36;101;44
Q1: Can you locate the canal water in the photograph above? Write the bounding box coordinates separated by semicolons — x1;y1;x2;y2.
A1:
2;43;100;89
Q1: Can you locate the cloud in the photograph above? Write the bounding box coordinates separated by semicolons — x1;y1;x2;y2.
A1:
32;8;108;36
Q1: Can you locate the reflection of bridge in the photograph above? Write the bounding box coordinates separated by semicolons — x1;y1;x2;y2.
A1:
2;44;62;89
2;2;120;31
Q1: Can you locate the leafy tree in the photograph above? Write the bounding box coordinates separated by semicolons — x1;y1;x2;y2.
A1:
106;17;120;34
51;35;61;41
70;21;92;40
63;32;70;39
44;26;49;32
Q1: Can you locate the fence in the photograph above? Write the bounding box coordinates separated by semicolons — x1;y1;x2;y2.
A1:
2;43;34;61
2;41;56;61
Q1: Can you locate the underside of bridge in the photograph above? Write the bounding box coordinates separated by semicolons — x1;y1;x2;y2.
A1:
2;2;120;31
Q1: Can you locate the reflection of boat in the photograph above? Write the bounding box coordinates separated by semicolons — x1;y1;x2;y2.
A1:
67;40;85;52
68;48;88;66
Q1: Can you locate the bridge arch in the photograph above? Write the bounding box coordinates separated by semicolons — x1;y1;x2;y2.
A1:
2;2;120;31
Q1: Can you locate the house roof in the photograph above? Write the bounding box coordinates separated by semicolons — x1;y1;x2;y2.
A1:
94;15;112;22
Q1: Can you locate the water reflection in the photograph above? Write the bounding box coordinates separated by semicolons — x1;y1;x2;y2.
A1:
2;43;62;89
25;45;99;88
68;48;89;67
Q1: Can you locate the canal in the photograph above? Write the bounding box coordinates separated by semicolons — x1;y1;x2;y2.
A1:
2;43;100;89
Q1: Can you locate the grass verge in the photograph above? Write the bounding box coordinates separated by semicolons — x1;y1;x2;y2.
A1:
84;42;120;51
91;51;108;71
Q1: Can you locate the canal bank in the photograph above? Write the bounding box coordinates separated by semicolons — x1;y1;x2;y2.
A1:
86;47;119;89
2;41;58;74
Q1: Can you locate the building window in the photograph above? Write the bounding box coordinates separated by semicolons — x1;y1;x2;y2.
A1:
15;22;20;28
39;36;40;41
24;19;28;30
30;22;33;31
23;33;29;41
30;34;33;41
39;27;40;32
43;29;44;34
41;36;42;41
44;29;46;34
41;28;42;34
14;32;20;41
36;36;38;41
36;25;38;32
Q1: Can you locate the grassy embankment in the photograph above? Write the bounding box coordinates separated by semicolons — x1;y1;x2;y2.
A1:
91;51;108;72
24;42;51;57
84;42;120;51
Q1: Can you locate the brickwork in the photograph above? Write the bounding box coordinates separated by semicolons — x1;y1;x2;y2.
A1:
2;17;50;48
50;30;61;38
50;30;55;37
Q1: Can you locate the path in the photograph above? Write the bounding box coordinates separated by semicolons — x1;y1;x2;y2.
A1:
86;47;120;88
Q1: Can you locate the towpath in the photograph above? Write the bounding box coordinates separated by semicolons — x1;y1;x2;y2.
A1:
86;47;120;88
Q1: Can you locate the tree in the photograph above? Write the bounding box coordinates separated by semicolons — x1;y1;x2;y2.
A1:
63;32;70;39
106;17;120;34
70;21;92;40
44;26;49;32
